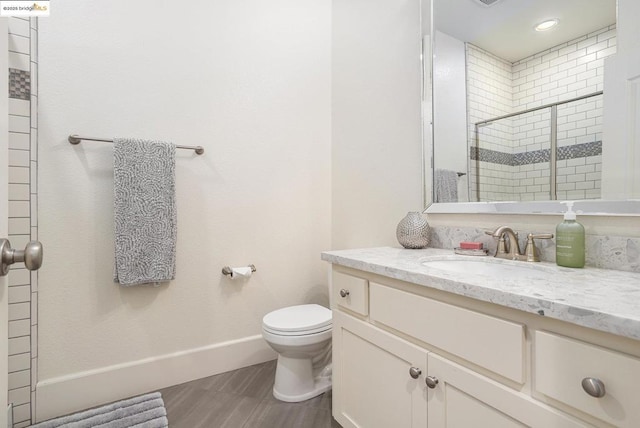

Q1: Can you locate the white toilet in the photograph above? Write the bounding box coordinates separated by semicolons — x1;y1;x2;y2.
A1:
262;304;332;402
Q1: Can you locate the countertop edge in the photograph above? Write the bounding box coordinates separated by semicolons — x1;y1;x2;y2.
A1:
321;249;640;341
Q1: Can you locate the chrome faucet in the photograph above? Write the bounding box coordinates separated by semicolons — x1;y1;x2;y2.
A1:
485;226;554;262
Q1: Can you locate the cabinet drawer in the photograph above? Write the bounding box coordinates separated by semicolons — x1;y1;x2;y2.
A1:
370;282;524;384
535;331;640;427
332;271;368;316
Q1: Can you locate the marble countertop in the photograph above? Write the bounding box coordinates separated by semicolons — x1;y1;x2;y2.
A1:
321;247;640;341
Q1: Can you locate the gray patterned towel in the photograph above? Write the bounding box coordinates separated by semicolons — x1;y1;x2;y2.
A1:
29;392;169;427
113;138;176;286
435;169;459;203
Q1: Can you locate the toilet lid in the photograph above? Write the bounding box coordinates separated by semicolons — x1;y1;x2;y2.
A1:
263;304;332;334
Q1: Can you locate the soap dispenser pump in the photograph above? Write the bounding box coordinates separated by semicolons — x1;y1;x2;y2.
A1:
556;201;585;268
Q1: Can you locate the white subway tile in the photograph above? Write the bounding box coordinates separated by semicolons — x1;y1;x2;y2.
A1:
9;115;30;133
9;270;29;287
586;172;601;181
9;184;30;201
8;353;30;374
567;64;588;77
576;181;595;190
13;403;30;424
558;182;576;191
9;99;30;116
9;149;30;167
31;128;37;161
9;201;30;218
9;132;30;151
558;59;578;72
9;320;30;338
31;325;38;358
8;218;30;235
30;161;37;194
587;58;605;70
8;370;30;391
9;34;29;55
9;285;30;304
9;386;31;406
586;40;609;55
9;52;30;72
577;37;597;50
558;44;578;56
566;190;586;199
9;336;30;355
9;166;29;184
8;17;30;37
596;46;616;60
30;93;37;127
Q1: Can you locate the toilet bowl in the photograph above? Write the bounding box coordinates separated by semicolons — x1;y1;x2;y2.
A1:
262;304;332;402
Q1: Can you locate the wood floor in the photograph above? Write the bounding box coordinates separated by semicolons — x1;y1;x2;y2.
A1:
159;360;342;428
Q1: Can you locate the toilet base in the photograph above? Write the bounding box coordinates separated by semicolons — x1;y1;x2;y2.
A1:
272;354;332;402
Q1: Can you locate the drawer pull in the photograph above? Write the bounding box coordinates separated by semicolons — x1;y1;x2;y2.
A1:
425;376;439;389
581;377;606;398
409;367;422;379
339;289;350;298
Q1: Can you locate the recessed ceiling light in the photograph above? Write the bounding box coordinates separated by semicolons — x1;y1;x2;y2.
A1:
535;19;559;32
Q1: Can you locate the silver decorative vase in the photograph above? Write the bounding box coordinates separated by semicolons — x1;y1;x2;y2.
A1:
396;212;430;249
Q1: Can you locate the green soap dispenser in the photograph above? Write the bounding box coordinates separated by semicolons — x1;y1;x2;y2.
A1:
556;201;585;268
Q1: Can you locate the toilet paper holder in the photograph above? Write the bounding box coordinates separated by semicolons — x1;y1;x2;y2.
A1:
222;264;257;276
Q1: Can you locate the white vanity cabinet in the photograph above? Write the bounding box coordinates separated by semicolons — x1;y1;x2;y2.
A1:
330;266;640;428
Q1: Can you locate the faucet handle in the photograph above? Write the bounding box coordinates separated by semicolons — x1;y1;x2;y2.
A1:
524;233;554;262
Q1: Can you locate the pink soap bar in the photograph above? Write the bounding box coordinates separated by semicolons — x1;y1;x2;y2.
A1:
460;241;483;250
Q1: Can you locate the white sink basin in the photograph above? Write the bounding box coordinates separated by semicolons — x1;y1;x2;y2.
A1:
421;257;556;279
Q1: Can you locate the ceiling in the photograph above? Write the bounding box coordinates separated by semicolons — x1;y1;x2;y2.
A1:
434;0;617;62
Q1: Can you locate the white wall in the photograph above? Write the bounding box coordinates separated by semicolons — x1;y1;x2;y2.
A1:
332;0;424;250
37;0;330;420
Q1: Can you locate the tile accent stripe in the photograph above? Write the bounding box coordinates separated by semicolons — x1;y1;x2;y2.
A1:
9;68;30;100
471;141;602;166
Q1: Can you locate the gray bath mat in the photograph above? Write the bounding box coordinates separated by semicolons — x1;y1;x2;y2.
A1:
30;392;168;428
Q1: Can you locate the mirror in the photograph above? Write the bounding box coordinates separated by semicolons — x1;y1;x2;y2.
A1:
427;0;640;214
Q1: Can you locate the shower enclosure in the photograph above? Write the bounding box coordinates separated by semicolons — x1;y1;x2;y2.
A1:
470;91;604;202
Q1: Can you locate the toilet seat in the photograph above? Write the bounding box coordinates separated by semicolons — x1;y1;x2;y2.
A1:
263;304;332;336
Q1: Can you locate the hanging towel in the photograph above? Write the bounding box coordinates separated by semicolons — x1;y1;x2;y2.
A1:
435;169;459;203
113;138;176;286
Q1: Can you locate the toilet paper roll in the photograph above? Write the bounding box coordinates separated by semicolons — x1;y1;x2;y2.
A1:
230;266;253;279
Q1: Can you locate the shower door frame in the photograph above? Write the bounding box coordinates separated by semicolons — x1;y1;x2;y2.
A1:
473;90;603;202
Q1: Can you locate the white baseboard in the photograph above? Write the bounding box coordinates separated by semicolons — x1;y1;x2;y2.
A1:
35;334;276;423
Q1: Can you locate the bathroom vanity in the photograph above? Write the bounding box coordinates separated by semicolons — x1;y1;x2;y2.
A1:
322;247;640;428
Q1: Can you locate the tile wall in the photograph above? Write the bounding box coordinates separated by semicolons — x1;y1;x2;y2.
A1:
7;16;38;428
467;25;616;202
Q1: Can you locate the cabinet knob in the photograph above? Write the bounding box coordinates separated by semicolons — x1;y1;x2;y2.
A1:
339;289;350;298
581;377;606;398
425;376;439;389
409;367;422;379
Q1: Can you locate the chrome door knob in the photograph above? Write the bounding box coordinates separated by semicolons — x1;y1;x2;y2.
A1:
582;377;606;398
425;376;439;389
409;367;422;379
0;239;44;276
339;289;350;298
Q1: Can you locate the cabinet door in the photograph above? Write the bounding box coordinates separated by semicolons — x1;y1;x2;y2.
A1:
427;354;590;428
333;311;428;428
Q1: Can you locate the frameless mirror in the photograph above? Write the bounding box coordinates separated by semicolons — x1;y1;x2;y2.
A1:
426;0;640;215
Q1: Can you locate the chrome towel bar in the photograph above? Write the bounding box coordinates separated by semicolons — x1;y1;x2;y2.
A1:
68;134;205;155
